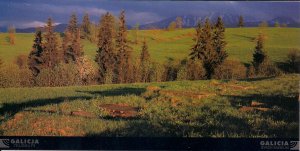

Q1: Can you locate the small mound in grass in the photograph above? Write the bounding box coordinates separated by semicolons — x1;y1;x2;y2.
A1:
99;104;140;118
160;90;215;99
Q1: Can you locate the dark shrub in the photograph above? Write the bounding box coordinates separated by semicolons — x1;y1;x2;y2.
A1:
213;60;247;80
257;61;282;77
287;49;300;73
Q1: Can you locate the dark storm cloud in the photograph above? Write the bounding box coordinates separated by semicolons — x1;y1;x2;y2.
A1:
0;0;299;28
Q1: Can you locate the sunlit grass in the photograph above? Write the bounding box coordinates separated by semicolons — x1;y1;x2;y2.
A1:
0;28;299;63
0;74;298;137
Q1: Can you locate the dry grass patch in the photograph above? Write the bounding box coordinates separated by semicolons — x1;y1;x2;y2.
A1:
99;103;140;118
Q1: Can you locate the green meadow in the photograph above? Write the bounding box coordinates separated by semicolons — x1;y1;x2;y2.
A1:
1;27;300;64
0;27;299;137
0;74;298;137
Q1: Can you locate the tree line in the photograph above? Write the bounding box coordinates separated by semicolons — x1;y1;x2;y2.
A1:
0;11;299;88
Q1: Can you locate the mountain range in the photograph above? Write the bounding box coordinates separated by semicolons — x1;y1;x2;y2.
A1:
0;13;299;33
140;14;300;29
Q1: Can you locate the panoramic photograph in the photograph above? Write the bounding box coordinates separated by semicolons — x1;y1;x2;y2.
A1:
0;0;299;139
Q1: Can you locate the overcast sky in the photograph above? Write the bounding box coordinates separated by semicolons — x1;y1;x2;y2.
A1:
0;0;299;28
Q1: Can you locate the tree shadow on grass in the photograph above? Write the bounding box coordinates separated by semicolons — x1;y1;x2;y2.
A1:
86;105;254;137
224;94;299;138
0;87;145;123
0;96;93;119
238;76;276;82
85;119;185;137
85;114;254;137
224;94;298;110
224;94;299;123
76;87;146;97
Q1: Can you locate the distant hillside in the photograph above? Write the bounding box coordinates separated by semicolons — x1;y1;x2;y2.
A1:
140;14;300;29
15;24;68;33
0;14;299;33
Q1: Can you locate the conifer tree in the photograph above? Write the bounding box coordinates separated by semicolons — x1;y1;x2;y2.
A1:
28;29;43;76
72;29;83;58
189;18;216;79
140;39;151;82
42;17;61;69
238;16;244;27
189;21;203;60
95;12;116;83
62;30;72;62
115;10;132;83
213;17;228;65
63;13;83;63
81;13;91;39
253;33;267;71
67;13;78;35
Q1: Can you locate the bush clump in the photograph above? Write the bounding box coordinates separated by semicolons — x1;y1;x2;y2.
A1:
213;60;247;80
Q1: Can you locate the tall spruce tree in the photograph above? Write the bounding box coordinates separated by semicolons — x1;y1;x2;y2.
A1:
28;29;43;76
238;16;244;27
189;21;203;60
67;13;78;35
42;17;61;69
213;17;228;65
71;29;83;59
140;39;151;82
189;18;216;79
95;12;116;83
63;13;83;63
81;13;91;39
253;33;267;71
115;10;132;83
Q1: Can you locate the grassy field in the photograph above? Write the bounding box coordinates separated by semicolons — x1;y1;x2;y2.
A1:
0;74;298;137
0;27;299;137
0;28;300;64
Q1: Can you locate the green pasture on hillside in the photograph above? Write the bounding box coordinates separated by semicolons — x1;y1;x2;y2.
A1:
0;28;299;64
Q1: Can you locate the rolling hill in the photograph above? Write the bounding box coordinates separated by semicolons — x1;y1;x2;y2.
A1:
1;13;299;33
0;27;299;64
